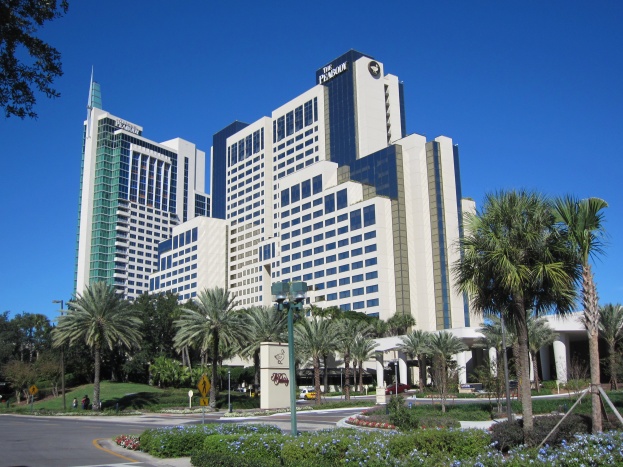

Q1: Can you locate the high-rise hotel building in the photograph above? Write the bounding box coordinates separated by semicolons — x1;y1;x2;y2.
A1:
209;50;471;330
75;77;210;300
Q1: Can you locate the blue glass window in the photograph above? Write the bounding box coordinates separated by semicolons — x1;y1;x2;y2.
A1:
291;184;300;203
350;209;362;230
366;271;378;280
327;280;337;288
303;273;312;281
314;246;324;254
292;240;300;248
365;244;377;253
313;197;323;206
353;274;364;282
327;267;337;275
316;282;325;290
327;293;337;301
314;258;324;266
340;304;351;311
281;189;290;207
313;222;323;230
339;277;350;286
338;239;349;247
365;257;377;266
353;301;365;310
366;285;379;293
338;251;349;260
326;230;336;238
292;264;301;272
326;254;336;263
324;194;335;214
312;175;322;194
292;252;301;260
367;298;379;307
337;213;348;222
363;205;376;227
338;226;348;235
337;189;348;210
302;214;311;223
315;270;325;278
303;249;312;257
302;225;311;233
352;261;363;269
339;291;351;299
314;233;323;242
351;234;362;243
364;231;376;240
303;260;312;268
352;247;362;256
339;264;350;273
353;287;364;296
326;242;336;250
303;237;312;245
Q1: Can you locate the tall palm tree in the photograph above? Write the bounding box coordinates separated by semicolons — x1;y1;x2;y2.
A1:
52;281;142;411
239;306;287;387
426;332;467;413
174;287;243;408
454;190;579;438
335;319;372;400
386;313;416;336
398;330;431;390
598;304;623;390
553;196;608;431
351;334;377;392
527;315;557;393
294;316;338;403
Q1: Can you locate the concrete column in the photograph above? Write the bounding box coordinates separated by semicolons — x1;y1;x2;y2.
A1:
375;351;387;404
398;352;408;385
553;335;569;383
529;352;534;383
489;347;498;377
540;345;551;381
455;351;467;385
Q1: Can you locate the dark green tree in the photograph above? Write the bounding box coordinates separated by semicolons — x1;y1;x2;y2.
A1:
0;0;69;118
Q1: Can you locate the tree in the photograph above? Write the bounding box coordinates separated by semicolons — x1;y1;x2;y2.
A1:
454;190;579;440
294;316;338;404
598;304;623;390
335;319;372;400
527;315;557;393
426;332;467;413
239;306;287;387
0;0;69;118
386;313;416;336
398;330;431;390
12;312;52;362
2;359;35;403
52;281;142;411
174;287;243;408
553;196;608;431
351;334;377;392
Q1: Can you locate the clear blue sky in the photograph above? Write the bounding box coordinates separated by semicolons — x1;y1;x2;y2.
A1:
2;1;621;321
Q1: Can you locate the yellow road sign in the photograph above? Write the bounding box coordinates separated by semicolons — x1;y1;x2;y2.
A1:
199;397;209;406
198;375;211;396
29;385;38;395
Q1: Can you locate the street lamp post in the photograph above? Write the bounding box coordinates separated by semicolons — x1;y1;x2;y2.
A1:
228;369;232;413
271;281;307;437
52;299;65;411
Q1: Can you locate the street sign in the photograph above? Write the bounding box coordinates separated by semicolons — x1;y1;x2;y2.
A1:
199;397;209;406
198;375;210;396
29;385;38;395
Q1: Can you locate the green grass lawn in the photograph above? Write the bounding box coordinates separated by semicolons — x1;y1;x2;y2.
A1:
3;381;261;413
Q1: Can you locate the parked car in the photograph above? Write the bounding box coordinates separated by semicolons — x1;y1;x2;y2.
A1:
304;390;317;400
299;387;315;399
385;383;410;395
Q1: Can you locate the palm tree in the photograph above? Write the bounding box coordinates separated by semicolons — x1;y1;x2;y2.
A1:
398;330;431;390
454;190;579;438
553;196;608;431
239;306;287;387
52;281;142;411
174;287;243;408
598;304;623;390
351;334;377;392
426;332;467;412
527;315;557;393
335;319;372;400
386;313;416;336
294;316;338;403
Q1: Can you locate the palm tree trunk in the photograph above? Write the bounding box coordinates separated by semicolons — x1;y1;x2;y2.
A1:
531;351;540;393
253;350;260;387
358;361;364;393
514;303;533;439
93;345;101;412
323;354;329;393
210;332;219;409
314;356;321;404
609;343;618;390
418;354;426;391
344;352;351;401
584;264;602;432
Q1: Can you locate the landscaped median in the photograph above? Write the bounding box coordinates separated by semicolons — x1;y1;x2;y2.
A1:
112;423;623;466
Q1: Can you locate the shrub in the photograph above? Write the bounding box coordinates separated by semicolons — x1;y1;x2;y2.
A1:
417;415;460;429
281;429;358;466
140;424;281;457
202;433;283;464
388;428;490;460
191;450;280;467
490;419;525;452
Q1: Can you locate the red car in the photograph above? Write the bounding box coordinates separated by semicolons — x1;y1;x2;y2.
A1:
385;383;410;395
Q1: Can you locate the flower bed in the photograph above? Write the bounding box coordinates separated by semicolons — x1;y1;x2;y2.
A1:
114;434;140;450
346;414;396;429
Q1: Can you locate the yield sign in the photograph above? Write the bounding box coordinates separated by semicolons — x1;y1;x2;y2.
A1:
198;375;211;397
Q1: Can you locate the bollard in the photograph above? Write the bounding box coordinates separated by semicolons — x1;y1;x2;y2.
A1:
229;403;233;413
116;402;119;413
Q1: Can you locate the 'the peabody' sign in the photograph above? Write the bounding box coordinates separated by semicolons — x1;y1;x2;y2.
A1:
271;373;289;386
318;62;348;84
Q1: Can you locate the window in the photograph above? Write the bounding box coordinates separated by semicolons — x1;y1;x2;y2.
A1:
338;226;348;235
326;254;336;263
281;189;289;207
282;267;291;274
315;270;325;278
313;209;323;218
314;258;324;266
352;261;363;269
302;179;311;198
327;267;337;275
327;280;337;288
337;188;348;210
339;277;350;286
363;205;376;227
303;261;312;268
366;285;379;293
350;209;362;230
337;213;348;222
338;239;349;247
365;257;378;266
326;242;336;250
302;214;311;223
314;246;324;254
291;184;300;203
353;287;364;296
292;240;300;248
303;237;312;245
302;225;311;233
303;273;312;281
316;282;325;290
324;194;335;214
312;175;322;194
327;293;337;301
367;298;380;307
365;244;377;253
338;251;349;260
325;230;336;238
353;274;364;282
313;222;323;230
313;197;323;206
364;231;376;240
325;217;335;226
292;252;301;260
339;264;350;273
303;249;312;257
339;290;351;299
351;234;362;243
313;233;323;242
340;304;351;311
366;271;378;280
352;247;363;256
353;301;365;310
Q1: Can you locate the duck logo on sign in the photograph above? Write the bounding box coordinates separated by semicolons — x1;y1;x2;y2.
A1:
368;61;381;77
